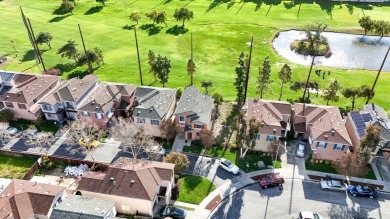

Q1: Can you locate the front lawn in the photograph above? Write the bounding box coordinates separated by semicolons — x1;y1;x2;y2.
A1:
305;160;338;174
9;119;59;133
183;144;203;154
236;153;280;172
177;175;216;205
0;154;37;179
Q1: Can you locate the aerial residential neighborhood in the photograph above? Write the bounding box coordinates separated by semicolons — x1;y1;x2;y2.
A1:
1;1;390;219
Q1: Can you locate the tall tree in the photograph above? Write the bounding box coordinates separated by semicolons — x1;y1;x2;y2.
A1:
373;20;390;37
173;8;194;27
200;129;215;151
96;0;107;7
360;124;381;160
278;64;292;100
267;140;285;163
110;117;156;160
342;85;371;109
77;48;103;67
163;151;190;173
154;54;171;87
159;119;177;145
234;52;247;106
146;11;167;27
57;40;79;62
201;80;213;94
359;16;374;35
238;117;260;158
360;84;375;104
226;112;242;147
35;32;53;49
148;50;157;82
257;56;273;99
333;152;368;178
145;10;158;24
322;79;340;105
129;12;141;25
187;59;196;86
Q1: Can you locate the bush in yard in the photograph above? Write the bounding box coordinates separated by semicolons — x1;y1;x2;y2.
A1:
163;151;190;173
0;109;14;122
325;160;330;165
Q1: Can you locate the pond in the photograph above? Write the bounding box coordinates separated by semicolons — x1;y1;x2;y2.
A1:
273;30;390;71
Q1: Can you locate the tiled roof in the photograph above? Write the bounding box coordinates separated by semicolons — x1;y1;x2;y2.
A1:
133;86;176;120
50;195;116;219
174;86;214;124
40;75;98;105
77;158;174;201
79;82;137;114
294;103;352;145
0;179;66;219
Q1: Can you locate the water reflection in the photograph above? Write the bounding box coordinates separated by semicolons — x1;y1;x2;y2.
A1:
272;30;390;71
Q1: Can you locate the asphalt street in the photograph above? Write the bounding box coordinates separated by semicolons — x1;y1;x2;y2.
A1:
210;179;390;219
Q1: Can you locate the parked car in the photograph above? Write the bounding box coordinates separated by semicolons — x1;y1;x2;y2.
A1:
145;145;166;155
348;185;377;198
299;211;322;219
218;158;239;174
259;172;285;189
5;126;18;135
22;129;45;138
296;141;306;157
320;180;348;192
160;205;187;219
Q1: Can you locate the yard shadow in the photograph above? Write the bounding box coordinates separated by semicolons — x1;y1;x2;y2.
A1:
122;24;135;30
67;70;88;79
164;0;172;4
166;25;188;36
327;204;369;219
52;7;68;15
21;49;37;62
85;6;103;15
181;175;203;191
48;14;70;23
206;0;231;14
139;24;162;36
53;63;77;74
302;180;348;205
52;143;87;160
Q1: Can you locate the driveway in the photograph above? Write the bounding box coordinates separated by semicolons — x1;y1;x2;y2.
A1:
183;154;239;187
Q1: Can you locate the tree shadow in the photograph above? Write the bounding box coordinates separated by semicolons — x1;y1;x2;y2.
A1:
85;6;103;15
164;0;173;4
67;70;88;79
166;25;188;36
122;24;135;30
205;0;231;14
139;24;162;36
181;175;203;191
53;63;77;73
346;4;354;15
327;203;369;219
48;14;70;23
21;49;37;62
52;7;67;15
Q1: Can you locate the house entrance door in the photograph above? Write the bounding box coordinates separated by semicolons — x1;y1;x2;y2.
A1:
187;132;192;140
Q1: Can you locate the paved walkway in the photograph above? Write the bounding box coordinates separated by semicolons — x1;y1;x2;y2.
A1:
172;133;186;152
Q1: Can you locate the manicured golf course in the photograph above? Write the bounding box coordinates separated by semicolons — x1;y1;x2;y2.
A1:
1;0;390;111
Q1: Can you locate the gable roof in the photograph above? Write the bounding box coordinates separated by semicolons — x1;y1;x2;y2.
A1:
0;71;16;83
294;103;352;145
79;82;137;114
77;158;174;201
0;73;60;104
245;99;291;136
133;86;176;120
0;179;66;219
50;195;116;219
40;75;98;105
174;86;214;124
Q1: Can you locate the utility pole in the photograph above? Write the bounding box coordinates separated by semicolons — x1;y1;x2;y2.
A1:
366;46;390;104
134;28;143;85
78;24;93;74
243;36;254;107
27;18;46;73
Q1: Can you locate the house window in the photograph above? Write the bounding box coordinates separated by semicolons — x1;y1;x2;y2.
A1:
82;111;90;117
18;104;26;109
266;135;277;141
42;105;53;111
316;142;328;148
333;144;344;151
151;119;160;126
95;113;104;119
179;116;185;123
5;102;13;108
256;133;261;140
194;124;202;129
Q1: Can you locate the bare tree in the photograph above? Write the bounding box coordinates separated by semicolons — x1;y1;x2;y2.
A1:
238;117;260;158
24;130;57;155
66;119;106;162
0;122;19;150
159;118;177;145
267;140;285;161
333;151;368;178
200;129;215;151
109;117;155;159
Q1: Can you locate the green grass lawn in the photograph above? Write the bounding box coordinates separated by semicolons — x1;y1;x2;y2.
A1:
183;144;203;154
0;154;37;179
305;161;338;174
178;175;216;205
9;119;59;133
1;1;390;112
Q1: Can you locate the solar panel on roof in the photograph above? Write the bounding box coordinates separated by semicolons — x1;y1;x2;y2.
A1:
350;111;360;116
362;113;373;122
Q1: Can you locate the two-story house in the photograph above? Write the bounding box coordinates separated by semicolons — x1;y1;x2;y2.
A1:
243;99;291;151
78;82;137;129
132;86;176;137
173;86;214;140
346;103;390;161
0;179;66;219
293;103;353;161
39;75;99;123
0;71;60;120
76;158;175;217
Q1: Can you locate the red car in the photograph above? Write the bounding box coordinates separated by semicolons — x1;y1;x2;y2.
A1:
259;173;285;189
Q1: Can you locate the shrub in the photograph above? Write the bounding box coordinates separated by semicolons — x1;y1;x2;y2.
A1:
0;109;14;122
43;68;61;76
324;160;330;165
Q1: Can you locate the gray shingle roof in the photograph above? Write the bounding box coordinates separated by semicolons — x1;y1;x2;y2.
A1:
133;86;176;120
0;71;16;83
363;104;390;143
174;86;214;124
50;195;116;219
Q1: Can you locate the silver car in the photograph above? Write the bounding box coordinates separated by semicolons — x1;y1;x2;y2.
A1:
296;141;306;157
320;180;348;192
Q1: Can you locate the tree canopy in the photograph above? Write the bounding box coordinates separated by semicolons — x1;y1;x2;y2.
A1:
342;85;371;109
359;16;374;35
257;56;273;99
201;80;213;94
0;109;14;123
60;0;75;15
360;124;381;160
163;151;190;173
322;79;339;105
234;52;247;107
36;32;53;49
173;8;194;27
278;64;292;101
129;12;141;24
146;10;167;27
154;54;171;87
57;40;79;62
187;59;196;86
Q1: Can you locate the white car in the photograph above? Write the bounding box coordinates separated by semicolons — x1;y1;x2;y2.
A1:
320;180;348;192
299;211;322;219
145;145;166;155
5;126;18;135
296;141;306;157
219;158;239;175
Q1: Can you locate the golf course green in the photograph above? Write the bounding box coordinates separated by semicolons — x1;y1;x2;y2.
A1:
1;0;390;112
